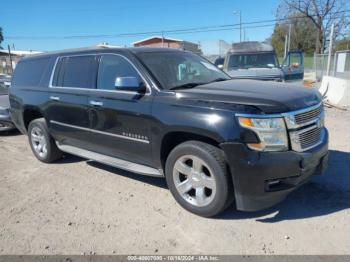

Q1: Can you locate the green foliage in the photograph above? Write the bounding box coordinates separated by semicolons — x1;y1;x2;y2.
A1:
335;39;350;51
0;27;3;49
271;14;317;57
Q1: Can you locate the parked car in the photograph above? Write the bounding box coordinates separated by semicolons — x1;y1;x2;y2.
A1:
0;74;12;88
9;47;328;217
0;79;15;132
219;41;304;83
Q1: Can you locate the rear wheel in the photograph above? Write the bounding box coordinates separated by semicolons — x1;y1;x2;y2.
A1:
28;118;62;163
165;141;234;217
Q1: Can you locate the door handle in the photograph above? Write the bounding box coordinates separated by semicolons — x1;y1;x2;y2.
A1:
50;96;60;101
89;100;103;107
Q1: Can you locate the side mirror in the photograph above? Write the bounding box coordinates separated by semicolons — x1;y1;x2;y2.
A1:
115;77;146;93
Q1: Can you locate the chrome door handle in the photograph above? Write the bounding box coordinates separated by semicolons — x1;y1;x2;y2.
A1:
89;100;103;106
50;96;60;101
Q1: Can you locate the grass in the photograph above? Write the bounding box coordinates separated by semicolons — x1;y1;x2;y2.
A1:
278;56;314;70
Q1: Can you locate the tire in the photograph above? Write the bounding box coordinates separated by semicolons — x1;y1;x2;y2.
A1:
165;141;234;217
28;118;62;163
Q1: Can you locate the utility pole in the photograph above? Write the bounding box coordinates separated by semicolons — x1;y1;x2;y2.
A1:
234;11;242;42
161;31;165;48
326;23;335;76
287;23;292;52
284;34;288;59
7;45;14;75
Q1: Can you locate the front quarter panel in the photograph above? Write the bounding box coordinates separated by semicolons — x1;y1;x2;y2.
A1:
150;91;246;167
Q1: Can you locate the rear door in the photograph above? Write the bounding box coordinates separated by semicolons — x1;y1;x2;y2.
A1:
282;50;304;82
87;53;153;166
46;54;98;149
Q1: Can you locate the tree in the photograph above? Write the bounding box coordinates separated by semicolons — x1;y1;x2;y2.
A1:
0;27;3;49
335;38;350;51
277;0;349;53
271;14;318;57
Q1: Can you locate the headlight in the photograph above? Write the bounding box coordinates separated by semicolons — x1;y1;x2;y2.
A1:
238;116;288;151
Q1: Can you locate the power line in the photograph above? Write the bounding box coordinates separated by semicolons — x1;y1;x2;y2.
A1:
1;0;230;13
5;9;350;40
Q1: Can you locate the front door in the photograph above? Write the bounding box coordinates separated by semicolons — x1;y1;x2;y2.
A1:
46;55;97;149
87;54;153;166
282;50;304;82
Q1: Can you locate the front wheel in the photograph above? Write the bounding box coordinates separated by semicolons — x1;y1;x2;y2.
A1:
28;118;62;163
165;141;234;217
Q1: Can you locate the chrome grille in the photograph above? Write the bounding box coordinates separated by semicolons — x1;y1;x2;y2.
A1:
294;106;322;125
285;102;325;152
290;125;324;152
299;126;322;149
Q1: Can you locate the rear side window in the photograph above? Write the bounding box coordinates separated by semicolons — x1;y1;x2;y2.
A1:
12;57;50;86
53;55;97;88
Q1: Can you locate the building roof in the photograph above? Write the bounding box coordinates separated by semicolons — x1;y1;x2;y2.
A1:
0;49;42;56
131;36;184;45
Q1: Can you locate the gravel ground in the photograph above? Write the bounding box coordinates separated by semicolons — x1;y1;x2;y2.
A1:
0;107;349;255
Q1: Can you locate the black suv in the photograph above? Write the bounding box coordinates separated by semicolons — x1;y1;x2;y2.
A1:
9;47;328;217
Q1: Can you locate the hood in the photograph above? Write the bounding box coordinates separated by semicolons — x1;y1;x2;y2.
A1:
227;67;282;80
176;79;322;114
0;94;10;108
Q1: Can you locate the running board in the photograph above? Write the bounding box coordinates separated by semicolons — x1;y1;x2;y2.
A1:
56;143;163;177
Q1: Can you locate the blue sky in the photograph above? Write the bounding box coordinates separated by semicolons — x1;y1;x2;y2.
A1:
1;0;280;54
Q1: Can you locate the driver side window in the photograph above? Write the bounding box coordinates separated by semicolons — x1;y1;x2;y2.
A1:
97;54;143;90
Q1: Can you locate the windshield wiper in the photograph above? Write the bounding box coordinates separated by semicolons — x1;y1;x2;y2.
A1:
209;78;229;83
169;82;204;90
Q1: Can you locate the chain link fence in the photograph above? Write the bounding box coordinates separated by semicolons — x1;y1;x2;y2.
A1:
311;50;350;81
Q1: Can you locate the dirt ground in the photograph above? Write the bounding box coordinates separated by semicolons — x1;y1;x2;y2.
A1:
0;107;349;255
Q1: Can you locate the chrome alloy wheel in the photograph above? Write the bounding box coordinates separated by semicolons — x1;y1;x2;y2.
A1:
173;155;217;207
30;126;48;158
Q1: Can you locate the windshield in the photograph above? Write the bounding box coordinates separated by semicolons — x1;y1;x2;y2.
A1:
136;51;230;90
227;53;279;70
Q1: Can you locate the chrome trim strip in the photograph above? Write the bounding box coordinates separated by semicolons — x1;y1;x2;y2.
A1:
48;53;153;95
50;120;150;144
235;112;283;118
56;142;163;177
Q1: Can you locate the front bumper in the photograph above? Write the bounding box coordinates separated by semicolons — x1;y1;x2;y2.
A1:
220;129;329;211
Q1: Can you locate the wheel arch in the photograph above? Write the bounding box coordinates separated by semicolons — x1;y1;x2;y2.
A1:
22;106;46;132
159;130;223;170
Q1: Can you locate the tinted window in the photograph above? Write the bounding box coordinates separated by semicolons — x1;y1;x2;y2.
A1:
12;57;50;86
97;55;142;90
227;53;279;70
53;55;97;88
